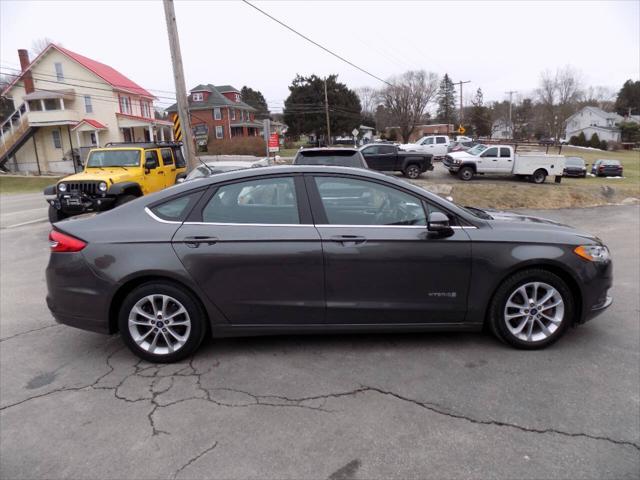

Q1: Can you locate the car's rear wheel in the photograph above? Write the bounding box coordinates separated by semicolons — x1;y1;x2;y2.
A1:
531;169;547;184
118;282;207;363
48;205;68;223
404;164;421;179
458;166;474;181
489;269;573;349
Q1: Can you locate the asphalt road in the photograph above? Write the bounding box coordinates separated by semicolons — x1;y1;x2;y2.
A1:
0;192;48;229
1;205;638;480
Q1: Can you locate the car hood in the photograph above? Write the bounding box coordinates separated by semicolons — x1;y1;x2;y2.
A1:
485;210;601;243
448;151;476;159
398;143;419;150
58;169;138;184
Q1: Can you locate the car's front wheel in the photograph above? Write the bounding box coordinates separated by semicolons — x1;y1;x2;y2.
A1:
488;269;573;349
403;164;421;179
458;166;474;181
48;205;68;223
118;282;207;362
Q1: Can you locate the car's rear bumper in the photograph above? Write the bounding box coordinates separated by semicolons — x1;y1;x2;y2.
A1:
46;251;113;334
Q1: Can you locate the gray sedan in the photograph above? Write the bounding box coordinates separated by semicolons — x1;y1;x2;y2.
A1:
46;166;612;362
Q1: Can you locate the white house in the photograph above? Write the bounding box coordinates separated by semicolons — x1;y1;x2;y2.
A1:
0;44;173;174
564;106;624;143
491;119;512;139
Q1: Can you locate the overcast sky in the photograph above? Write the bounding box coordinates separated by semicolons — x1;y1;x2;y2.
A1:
1;0;638;113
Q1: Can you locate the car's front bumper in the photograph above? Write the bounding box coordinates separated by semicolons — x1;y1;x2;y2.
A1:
48;194;116;215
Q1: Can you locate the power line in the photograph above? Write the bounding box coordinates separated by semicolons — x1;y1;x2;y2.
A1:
242;0;392;87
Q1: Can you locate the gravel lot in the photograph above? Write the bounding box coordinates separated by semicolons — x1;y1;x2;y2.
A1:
1;204;638;480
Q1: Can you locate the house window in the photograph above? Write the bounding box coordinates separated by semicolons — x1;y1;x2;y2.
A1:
119;96;132;114
193;92;204;102
52;130;62;149
27;100;42;111
90;132;97;145
43;98;59;110
240;110;244;120
235;93;240;102
214;108;222;120
231;109;236;120
54;63;64;81
140;100;151;118
216;126;224;139
84;95;93;113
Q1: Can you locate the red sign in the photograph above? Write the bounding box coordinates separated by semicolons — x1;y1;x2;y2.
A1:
268;133;279;148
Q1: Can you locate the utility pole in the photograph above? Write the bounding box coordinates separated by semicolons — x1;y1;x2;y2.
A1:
324;78;331;146
505;90;517;139
163;0;197;170
453;80;471;126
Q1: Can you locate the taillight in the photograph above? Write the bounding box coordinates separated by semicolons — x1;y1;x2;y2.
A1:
49;230;87;252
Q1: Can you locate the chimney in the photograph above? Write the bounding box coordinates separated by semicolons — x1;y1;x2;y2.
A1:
18;49;34;94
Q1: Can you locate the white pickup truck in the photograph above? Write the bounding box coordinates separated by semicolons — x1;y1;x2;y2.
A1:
442;145;565;183
399;135;450;157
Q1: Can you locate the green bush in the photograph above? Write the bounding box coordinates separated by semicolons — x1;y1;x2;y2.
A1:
204;136;267;156
569;135;579;146
589;132;601;148
599;140;608;151
577;131;587;146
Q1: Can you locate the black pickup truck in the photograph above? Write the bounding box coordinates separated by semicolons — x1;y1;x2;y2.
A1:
359;144;433;178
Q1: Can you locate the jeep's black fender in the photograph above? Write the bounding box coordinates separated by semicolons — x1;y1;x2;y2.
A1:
43;184;57;195
108;182;143;197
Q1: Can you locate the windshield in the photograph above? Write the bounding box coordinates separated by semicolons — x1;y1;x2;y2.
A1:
295;151;364;167
467;144;488;155
87;150;140;168
565;157;584;166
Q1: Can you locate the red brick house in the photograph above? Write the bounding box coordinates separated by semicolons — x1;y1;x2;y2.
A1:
167;84;262;149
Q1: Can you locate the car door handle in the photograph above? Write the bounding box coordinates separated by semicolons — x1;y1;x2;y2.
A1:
183;235;219;248
329;235;366;246
157;171;165;174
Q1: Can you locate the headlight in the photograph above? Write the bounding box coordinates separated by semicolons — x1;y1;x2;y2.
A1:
57;183;66;192
574;245;610;262
98;181;108;192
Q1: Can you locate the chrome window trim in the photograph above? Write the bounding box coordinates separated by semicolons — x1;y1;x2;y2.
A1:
183;222;310;227
144;207;181;224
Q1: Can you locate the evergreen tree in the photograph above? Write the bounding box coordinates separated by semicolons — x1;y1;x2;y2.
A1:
614;79;640;116
436;74;457;127
283;74;361;138
577;131;587;146
470;88;491;137
240;86;270;120
589;132;601;148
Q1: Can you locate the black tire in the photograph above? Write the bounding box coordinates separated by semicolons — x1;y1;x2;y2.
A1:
48;205;68;223
488;269;574;350
458;166;474;181
531;169;547;184
115;194;137;207
118;282;207;363
403;164;421;179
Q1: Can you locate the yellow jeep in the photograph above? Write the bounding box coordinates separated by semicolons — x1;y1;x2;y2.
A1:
44;142;187;222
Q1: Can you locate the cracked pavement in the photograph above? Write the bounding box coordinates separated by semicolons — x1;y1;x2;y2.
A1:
1;205;639;479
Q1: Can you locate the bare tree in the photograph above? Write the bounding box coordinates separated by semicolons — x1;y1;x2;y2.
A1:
30;37;57;58
535;66;583;139
379;70;439;143
355;86;379;114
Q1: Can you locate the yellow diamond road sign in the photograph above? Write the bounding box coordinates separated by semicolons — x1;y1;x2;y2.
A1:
457;125;466;134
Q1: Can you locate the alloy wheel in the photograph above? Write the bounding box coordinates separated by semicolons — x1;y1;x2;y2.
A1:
503;281;565;342
128;294;191;355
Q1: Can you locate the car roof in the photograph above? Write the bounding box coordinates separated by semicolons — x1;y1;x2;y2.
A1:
298;147;359;153
202;161;260;167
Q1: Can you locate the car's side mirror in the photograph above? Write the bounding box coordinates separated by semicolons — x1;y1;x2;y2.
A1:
428;212;452;233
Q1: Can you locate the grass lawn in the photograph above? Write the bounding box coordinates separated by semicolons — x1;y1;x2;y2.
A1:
558;146;639;187
0;176;60;195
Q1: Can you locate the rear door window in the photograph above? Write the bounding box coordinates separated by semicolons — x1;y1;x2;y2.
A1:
161;148;174;166
436;137;447;144
499;147;511;157
144;150;159;168
202;177;299;224
150;191;203;221
173;148;186;168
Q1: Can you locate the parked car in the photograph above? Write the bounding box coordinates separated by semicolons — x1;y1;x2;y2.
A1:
46;166;612;362
293;148;368;168
591;159;623;177
538;138;555;146
43;142;187;222
359;143;433;178
399;135;451;158
443;145;566;183
563;156;587;178
184;158;270;181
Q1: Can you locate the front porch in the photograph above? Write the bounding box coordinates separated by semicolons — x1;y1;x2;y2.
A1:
116;113;174;144
230;121;263;138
